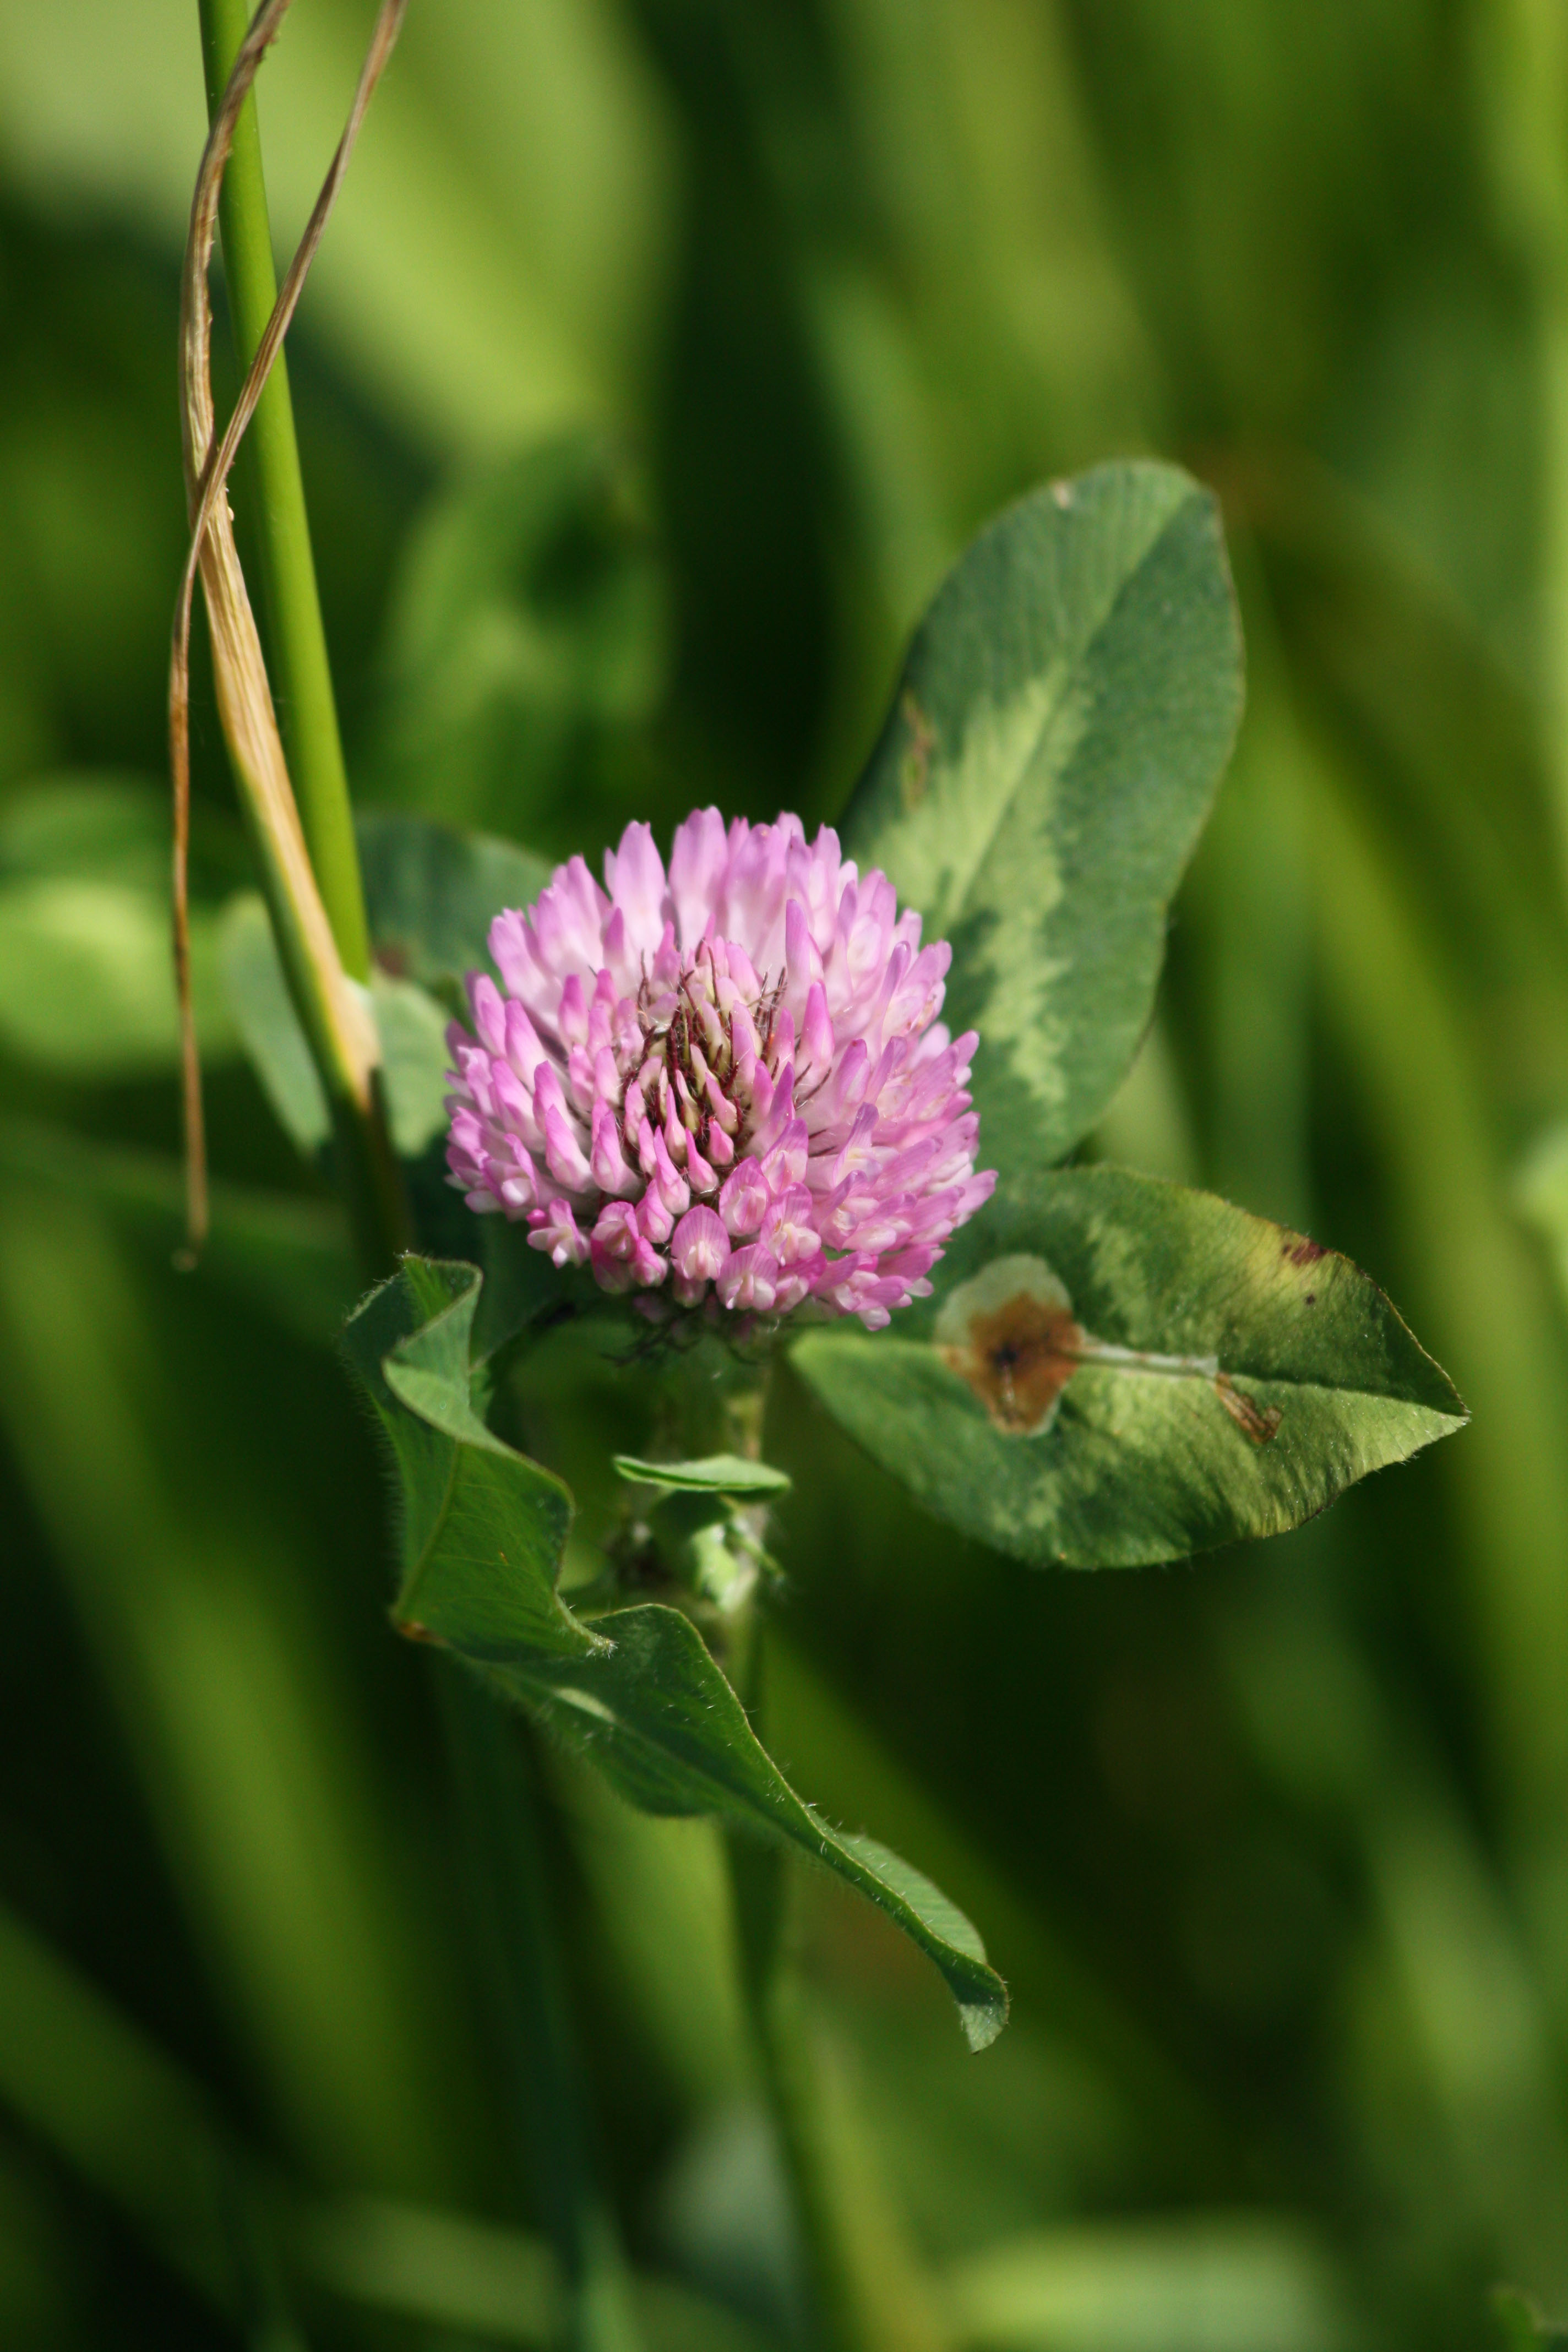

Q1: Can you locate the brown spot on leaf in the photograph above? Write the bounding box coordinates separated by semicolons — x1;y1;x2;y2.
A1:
1283;1234;1326;1266
900;691;935;813
395;1619;442;1644
941;1293;1084;1433
1213;1375;1283;1446
935;1256;1083;1435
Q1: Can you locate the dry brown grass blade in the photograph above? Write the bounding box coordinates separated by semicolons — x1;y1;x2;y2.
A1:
171;0;407;1261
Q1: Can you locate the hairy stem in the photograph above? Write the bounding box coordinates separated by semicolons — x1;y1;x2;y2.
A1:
196;0;372;983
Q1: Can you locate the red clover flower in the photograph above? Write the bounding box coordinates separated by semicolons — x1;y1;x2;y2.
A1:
444;811;995;1328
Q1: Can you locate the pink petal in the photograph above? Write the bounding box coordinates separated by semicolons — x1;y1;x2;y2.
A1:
716;1244;780;1314
671;1204;731;1284
668;807;732;948
604;820;669;956
718;1158;769;1236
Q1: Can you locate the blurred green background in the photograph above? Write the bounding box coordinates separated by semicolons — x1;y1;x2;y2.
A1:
2;2;1568;2346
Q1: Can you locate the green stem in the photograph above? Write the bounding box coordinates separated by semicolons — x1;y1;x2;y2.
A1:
196;0;372;985
726;1829;864;2352
437;1664;643;2352
327;1084;413;1288
622;1349;944;2347
193;0;411;1279
642;1349;850;2342
723;1634;947;2352
649;1350;866;2335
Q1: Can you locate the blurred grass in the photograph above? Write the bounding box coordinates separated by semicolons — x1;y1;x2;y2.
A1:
1;2;1567;2346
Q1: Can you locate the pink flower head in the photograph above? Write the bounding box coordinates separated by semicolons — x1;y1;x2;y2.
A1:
444;811;995;1330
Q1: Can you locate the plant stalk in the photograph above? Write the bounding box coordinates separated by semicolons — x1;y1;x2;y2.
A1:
723;1637;949;2352
726;1827;864;2352
437;1663;643;2352
186;0;411;1280
197;0;372;984
646;1344;943;2352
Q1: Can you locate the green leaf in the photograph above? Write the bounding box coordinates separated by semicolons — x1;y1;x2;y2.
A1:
791;1166;1466;1567
492;1616;1005;2050
613;1455;792;1498
356;808;552;996
612;1456;790;1615
220;892;332;1152
841;462;1243;1175
221;887;461;1161
345;1259;1008;2050
344;1257;592;1660
372;972;455;1158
